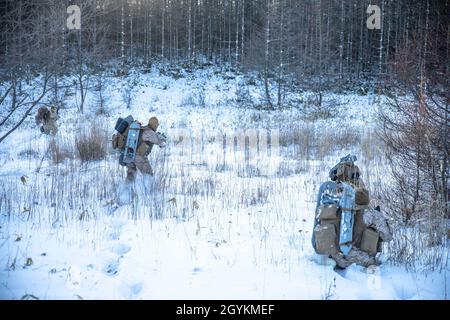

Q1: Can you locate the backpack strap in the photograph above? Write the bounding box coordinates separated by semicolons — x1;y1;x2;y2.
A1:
136;126;154;156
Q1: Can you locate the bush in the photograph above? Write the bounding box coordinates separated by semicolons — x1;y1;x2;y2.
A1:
49;138;74;164
237;164;262;178
94;77;110;115
179;90;206;108
18;148;39;159
277;160;308;177
75;126;108;162
279;123;360;160
236;85;253;108
179;93;196;108
383;209;448;272
239;185;270;207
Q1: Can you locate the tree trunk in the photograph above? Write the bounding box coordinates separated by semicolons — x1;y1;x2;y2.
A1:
235;0;239;65
277;0;284;108
241;0;245;65
379;0;385;75
339;1;344;79
121;0;125;63
162;0;165;58
188;0;192;63
264;0;273;109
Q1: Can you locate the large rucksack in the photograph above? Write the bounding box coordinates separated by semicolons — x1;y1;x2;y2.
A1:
112;115;142;166
112;115;134;150
312;181;356;256
311;181;385;259
36;107;50;124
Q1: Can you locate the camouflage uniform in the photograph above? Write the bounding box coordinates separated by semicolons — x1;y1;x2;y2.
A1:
36;106;58;135
328;160;393;268
332;248;377;269
125;117;166;183
362;208;393;243
332;207;393;268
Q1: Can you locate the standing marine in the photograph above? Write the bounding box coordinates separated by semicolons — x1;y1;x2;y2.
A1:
112;116;167;183
35;106;58;135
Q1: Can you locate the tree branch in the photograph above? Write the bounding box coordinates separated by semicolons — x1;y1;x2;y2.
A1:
0;85;12;106
0;75;50;144
0;93;29;127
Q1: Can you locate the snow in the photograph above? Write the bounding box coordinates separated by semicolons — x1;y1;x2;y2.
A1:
2;215;446;300
0;65;448;300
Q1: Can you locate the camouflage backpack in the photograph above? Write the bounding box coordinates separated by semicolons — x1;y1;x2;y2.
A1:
312;182;385;258
36;107;50;124
312;155;392;263
112;115;134;150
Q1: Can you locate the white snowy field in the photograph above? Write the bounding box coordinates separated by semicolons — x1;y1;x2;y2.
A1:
0;65;448;299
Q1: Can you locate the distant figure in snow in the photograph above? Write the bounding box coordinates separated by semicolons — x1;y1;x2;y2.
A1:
35;106;58;135
312;155;393;269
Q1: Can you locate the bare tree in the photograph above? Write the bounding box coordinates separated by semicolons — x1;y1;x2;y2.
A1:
0;71;52;144
1;0;449;107
263;0;273;109
380;27;449;223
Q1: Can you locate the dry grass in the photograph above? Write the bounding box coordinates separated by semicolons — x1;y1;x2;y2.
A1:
237;164;262;178
279;123;361;161
277;160;309;177
2;108;447;273
367;155;448;272
179;90;206;108
48;122;109;165
18;148;40;159
75;125;108;162
186;177;217;197
385;216;448;272
239;184;270;207
49;138;74;164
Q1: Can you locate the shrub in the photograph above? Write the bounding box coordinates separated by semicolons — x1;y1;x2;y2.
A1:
49;138;74;164
18;148;39;159
75;126;108;162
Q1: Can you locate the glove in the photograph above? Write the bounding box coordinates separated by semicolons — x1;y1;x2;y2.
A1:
156;132;167;147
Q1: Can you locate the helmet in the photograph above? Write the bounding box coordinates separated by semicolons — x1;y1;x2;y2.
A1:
336;162;361;182
148;117;159;131
329;154;360;182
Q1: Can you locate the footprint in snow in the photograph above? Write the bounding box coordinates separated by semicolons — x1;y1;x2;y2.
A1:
129;282;144;298
111;243;131;256
119;281;144;299
390;279;417;300
103;259;120;276
107;217;128;240
191;267;202;274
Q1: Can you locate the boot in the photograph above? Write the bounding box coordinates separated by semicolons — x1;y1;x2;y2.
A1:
125;170;136;184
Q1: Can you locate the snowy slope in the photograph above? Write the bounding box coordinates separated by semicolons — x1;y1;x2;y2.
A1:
0;65;448;300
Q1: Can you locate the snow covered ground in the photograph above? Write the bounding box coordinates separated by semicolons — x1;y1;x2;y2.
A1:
0;65;448;299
